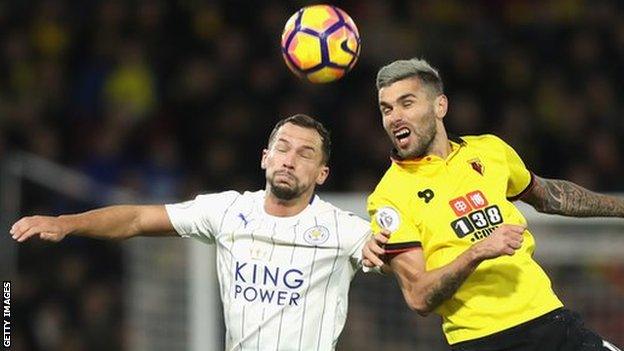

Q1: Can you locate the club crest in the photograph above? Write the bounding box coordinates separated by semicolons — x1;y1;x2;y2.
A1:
468;158;484;176
303;225;330;245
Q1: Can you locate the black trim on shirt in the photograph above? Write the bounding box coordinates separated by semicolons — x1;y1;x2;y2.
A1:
385;241;422;255
508;172;536;201
448;133;465;145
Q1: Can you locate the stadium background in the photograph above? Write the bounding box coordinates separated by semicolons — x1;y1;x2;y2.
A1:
1;0;624;350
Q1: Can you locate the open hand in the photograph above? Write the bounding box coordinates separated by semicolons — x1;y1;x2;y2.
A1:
362;229;391;267
10;216;68;243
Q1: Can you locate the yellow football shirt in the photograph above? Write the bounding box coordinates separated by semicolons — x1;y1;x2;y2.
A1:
367;134;563;345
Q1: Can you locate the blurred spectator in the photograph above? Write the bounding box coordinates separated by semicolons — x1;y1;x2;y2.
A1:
103;40;157;125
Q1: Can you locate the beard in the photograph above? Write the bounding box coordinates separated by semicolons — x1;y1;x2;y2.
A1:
268;174;304;200
395;110;437;159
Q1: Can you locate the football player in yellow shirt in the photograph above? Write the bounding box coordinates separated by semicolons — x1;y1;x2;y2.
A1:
363;58;623;351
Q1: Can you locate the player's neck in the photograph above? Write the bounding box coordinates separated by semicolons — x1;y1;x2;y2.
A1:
264;190;312;217
427;128;452;159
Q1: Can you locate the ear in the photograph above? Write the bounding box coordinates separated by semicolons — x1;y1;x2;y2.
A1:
315;165;330;185
434;94;448;119
261;149;268;170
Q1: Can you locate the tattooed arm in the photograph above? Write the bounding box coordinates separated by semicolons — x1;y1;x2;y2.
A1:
521;175;624;217
389;224;526;316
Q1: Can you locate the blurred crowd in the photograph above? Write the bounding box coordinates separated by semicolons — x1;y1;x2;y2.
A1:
1;0;623;350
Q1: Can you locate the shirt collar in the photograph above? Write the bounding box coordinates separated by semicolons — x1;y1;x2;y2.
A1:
390;134;465;165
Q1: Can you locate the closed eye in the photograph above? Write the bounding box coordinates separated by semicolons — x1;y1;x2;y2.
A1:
298;148;316;159
274;142;290;153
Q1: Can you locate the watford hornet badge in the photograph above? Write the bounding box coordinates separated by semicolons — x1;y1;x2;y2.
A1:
468;158;484;176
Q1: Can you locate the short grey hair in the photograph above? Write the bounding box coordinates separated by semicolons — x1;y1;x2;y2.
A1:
376;58;444;95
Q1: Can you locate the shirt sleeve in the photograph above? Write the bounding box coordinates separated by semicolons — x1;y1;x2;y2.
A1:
367;192;422;255
165;190;241;243
346;214;372;268
497;137;534;200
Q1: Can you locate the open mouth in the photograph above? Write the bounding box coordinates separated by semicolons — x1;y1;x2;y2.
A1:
394;128;411;140
393;127;411;147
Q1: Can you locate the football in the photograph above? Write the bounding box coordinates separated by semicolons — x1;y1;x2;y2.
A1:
281;4;361;83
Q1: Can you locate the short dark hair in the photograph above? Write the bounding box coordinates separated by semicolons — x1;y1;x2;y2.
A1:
268;114;331;165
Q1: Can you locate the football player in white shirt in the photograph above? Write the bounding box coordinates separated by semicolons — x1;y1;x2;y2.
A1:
10;114;371;351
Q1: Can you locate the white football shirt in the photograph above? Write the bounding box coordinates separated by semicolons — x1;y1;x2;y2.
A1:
165;190;370;351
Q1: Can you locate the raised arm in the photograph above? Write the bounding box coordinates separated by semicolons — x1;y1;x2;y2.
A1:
521;175;624;217
370;224;525;316
10;205;176;242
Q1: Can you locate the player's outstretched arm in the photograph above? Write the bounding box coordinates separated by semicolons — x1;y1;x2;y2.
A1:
10;205;176;243
387;224;525;316
521;175;624;218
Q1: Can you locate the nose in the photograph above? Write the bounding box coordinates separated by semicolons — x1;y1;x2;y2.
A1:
282;150;296;169
385;110;403;126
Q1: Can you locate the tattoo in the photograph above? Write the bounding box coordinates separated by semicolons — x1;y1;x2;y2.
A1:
424;270;468;310
523;176;624;217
